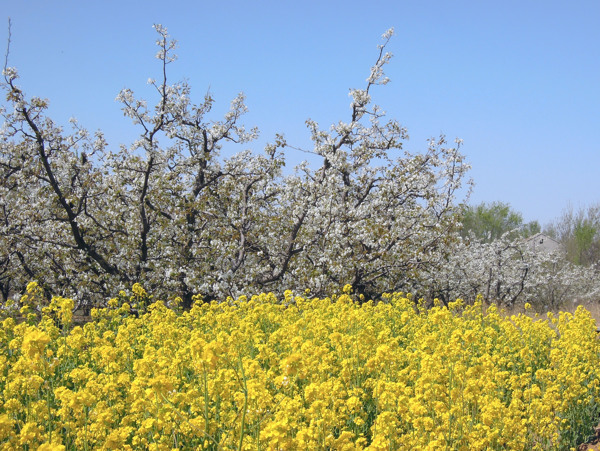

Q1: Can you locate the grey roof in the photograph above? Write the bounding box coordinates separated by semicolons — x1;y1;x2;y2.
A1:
524;233;562;252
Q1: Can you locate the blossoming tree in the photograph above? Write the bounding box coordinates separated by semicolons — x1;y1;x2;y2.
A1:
0;26;474;308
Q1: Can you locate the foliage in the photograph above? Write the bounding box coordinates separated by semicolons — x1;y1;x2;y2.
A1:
545;204;600;267
0;26;470;309
1;284;599;450
460;201;540;243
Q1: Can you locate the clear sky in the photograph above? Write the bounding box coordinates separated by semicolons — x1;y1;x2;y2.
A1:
2;0;599;226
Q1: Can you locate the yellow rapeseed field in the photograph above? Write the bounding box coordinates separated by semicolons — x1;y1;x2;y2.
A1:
1;282;599;450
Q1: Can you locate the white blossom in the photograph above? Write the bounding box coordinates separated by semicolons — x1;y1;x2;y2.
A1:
1;25;593;311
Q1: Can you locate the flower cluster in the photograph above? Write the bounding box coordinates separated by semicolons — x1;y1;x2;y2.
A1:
1;285;599;449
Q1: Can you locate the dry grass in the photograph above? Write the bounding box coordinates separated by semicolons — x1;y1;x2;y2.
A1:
482;300;600;330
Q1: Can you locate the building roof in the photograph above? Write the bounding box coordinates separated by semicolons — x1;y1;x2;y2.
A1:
524;233;562;252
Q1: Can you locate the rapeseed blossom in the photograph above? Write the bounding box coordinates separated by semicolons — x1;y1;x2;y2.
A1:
0;286;599;449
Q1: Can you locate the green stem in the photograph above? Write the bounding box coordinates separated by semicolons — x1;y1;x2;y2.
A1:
203;367;210;442
237;353;248;451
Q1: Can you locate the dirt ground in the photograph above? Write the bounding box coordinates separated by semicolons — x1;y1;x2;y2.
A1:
578;423;600;450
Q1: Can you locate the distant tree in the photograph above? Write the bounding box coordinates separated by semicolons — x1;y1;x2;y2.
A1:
422;201;600;310
418;233;599;309
545;204;600;267
573;221;597;265
460;201;539;243
521;220;542;239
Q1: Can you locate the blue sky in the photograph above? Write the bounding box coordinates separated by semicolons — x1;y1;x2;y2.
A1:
2;0;599;226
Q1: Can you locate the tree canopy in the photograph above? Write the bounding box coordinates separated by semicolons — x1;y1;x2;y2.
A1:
545;204;600;267
460;201;540;243
0;26;471;309
1;25;598;311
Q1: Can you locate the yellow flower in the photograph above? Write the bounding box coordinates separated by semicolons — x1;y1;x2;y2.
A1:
0;414;14;441
0;286;598;449
22;328;51;359
37;444;66;451
132;283;146;298
19;422;41;446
